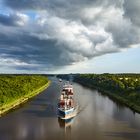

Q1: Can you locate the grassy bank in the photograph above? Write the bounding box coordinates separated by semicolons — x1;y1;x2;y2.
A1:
0;75;50;116
74;74;140;113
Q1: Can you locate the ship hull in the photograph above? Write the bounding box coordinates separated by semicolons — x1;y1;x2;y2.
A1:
58;107;76;120
58;107;74;115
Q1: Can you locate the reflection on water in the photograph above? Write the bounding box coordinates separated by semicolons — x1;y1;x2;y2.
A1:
58;117;74;129
0;77;140;140
58;117;74;130
58;117;74;140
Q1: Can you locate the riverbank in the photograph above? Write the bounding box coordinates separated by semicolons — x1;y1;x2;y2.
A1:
101;89;140;113
0;81;51;116
74;79;140;114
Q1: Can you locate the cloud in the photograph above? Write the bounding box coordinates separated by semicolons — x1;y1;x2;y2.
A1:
123;0;140;26
0;12;29;26
0;0;140;72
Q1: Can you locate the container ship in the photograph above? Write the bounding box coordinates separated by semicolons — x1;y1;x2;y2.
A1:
58;82;76;120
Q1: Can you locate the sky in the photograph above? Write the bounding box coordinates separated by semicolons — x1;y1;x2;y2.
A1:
0;0;140;74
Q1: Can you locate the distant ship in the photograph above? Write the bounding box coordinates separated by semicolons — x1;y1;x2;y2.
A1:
58;82;77;120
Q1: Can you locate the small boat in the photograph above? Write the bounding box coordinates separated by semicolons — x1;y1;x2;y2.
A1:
58;82;76;120
59;79;62;82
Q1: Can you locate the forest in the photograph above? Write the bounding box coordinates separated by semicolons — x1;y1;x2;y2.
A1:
74;74;140;92
0;75;49;108
74;73;140;112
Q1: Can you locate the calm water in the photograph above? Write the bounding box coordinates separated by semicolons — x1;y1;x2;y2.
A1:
0;77;140;140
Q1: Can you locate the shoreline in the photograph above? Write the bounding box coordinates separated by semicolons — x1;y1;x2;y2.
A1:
75;80;140;114
99;89;140;114
0;81;51;117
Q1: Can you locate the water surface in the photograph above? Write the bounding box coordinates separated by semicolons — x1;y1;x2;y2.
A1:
0;77;140;140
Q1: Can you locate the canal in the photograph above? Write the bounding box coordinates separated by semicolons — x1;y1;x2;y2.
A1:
0;77;140;140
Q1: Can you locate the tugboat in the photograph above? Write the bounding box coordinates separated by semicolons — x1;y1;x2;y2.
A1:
59;79;62;82
58;82;76;120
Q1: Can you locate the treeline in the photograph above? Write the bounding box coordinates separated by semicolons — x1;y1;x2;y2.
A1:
75;74;140;92
57;74;71;81
74;73;140;112
0;75;48;107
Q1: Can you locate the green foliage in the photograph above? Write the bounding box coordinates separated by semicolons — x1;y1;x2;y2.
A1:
75;73;140;91
0;75;48;106
74;73;140;107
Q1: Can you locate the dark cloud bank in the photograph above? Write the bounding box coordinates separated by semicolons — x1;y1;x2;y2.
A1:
0;0;140;72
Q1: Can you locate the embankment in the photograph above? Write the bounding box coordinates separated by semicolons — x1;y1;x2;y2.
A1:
0;75;50;116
